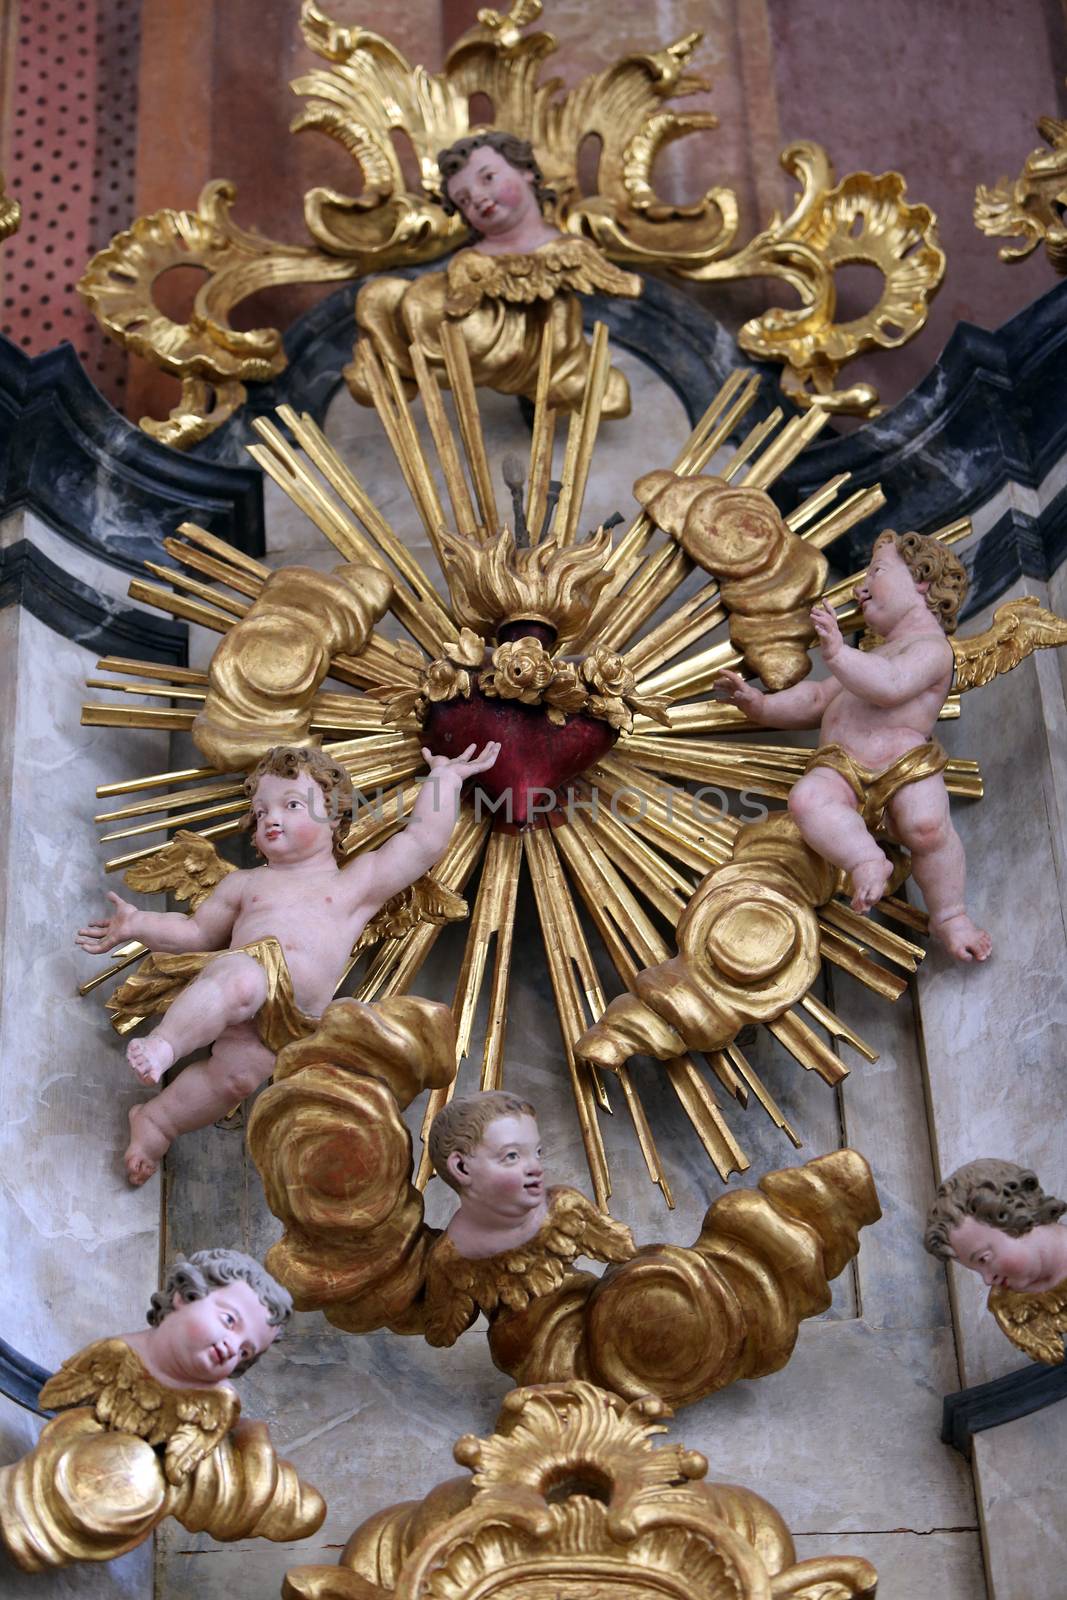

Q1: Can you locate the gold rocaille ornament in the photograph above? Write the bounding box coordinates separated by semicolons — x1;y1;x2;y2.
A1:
0;1339;325;1573
78;0;944;440
283;1381;879;1600
975;90;1067;275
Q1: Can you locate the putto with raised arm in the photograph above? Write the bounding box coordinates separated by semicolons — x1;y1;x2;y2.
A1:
76;740;498;1183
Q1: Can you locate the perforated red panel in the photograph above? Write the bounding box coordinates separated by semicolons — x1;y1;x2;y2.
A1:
2;0;141;407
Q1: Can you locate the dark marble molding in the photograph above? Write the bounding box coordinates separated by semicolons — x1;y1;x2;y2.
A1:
965;479;1067;619
774;279;1067;605
0;1336;52;1416
4;272;1066;623
0;538;187;664
941;1354;1067;1457
0;335;265;576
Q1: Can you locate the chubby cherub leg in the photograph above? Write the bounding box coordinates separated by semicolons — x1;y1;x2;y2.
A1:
886;775;992;962
127;951;269;1086
787;767;893;914
124;1020;275;1185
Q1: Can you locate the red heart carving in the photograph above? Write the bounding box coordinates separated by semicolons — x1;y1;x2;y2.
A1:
423;688;618;828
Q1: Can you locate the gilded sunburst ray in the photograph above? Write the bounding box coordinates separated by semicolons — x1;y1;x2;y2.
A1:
81;319;986;1205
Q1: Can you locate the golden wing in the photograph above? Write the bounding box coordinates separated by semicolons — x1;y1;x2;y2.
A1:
423;1251;480;1348
123;829;237;910
542;1187;636;1266
164;1391;241;1484
989;1282;1067;1366
951;597;1067;693
37;1339;125;1413
353;873;468;953
39;1338;168;1439
38;1338;146;1414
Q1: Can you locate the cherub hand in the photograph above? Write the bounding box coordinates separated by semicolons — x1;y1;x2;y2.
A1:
713;669;764;719
810;600;844;662
421;742;501;781
75;891;140;954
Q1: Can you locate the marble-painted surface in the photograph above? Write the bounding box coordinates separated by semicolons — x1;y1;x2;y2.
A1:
793;1531;987;1599
973;1405;1067;1600
913;576;1067;1599
0;596;169;1598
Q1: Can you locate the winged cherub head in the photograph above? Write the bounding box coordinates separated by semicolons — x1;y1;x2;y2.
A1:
924;1159;1067;1293
428;1091;547;1259
145;1249;293;1384
437;131;558;253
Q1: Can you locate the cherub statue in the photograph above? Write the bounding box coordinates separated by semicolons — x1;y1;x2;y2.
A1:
716;529;990;960
347;130;641;416
428;1089;548;1259
0;1249;325;1572
76;739;498;1184
247;1040;881;1409
924;1159;1067;1364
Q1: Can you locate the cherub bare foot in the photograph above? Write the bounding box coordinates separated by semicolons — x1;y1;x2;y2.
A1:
932;911;992;963
127;1034;174;1086
848;853;893;915
125;1102;170;1186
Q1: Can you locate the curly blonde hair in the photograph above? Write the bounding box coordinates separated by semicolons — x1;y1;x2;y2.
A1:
428;1091;537;1192
873;530;969;634
242;745;354;863
924;1159;1067;1262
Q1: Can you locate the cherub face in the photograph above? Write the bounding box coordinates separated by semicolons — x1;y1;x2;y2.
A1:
250;771;336;864
448;1113;545;1221
947;1215;1053;1293
855;541;928;635
446;146;539;237
161;1282;278;1384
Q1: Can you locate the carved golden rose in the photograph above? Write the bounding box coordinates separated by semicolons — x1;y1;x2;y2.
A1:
582;645;633;698
426;659;471;702
481;638;556;703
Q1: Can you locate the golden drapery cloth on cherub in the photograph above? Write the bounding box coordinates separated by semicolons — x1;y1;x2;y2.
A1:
803;738;949;832
106;937;317;1053
0;1338;325;1571
347;237;641;417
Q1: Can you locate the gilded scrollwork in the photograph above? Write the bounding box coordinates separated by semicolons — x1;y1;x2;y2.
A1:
282;1382;880;1600
975;96;1067;274
77;180;359;448
79;0;944;440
